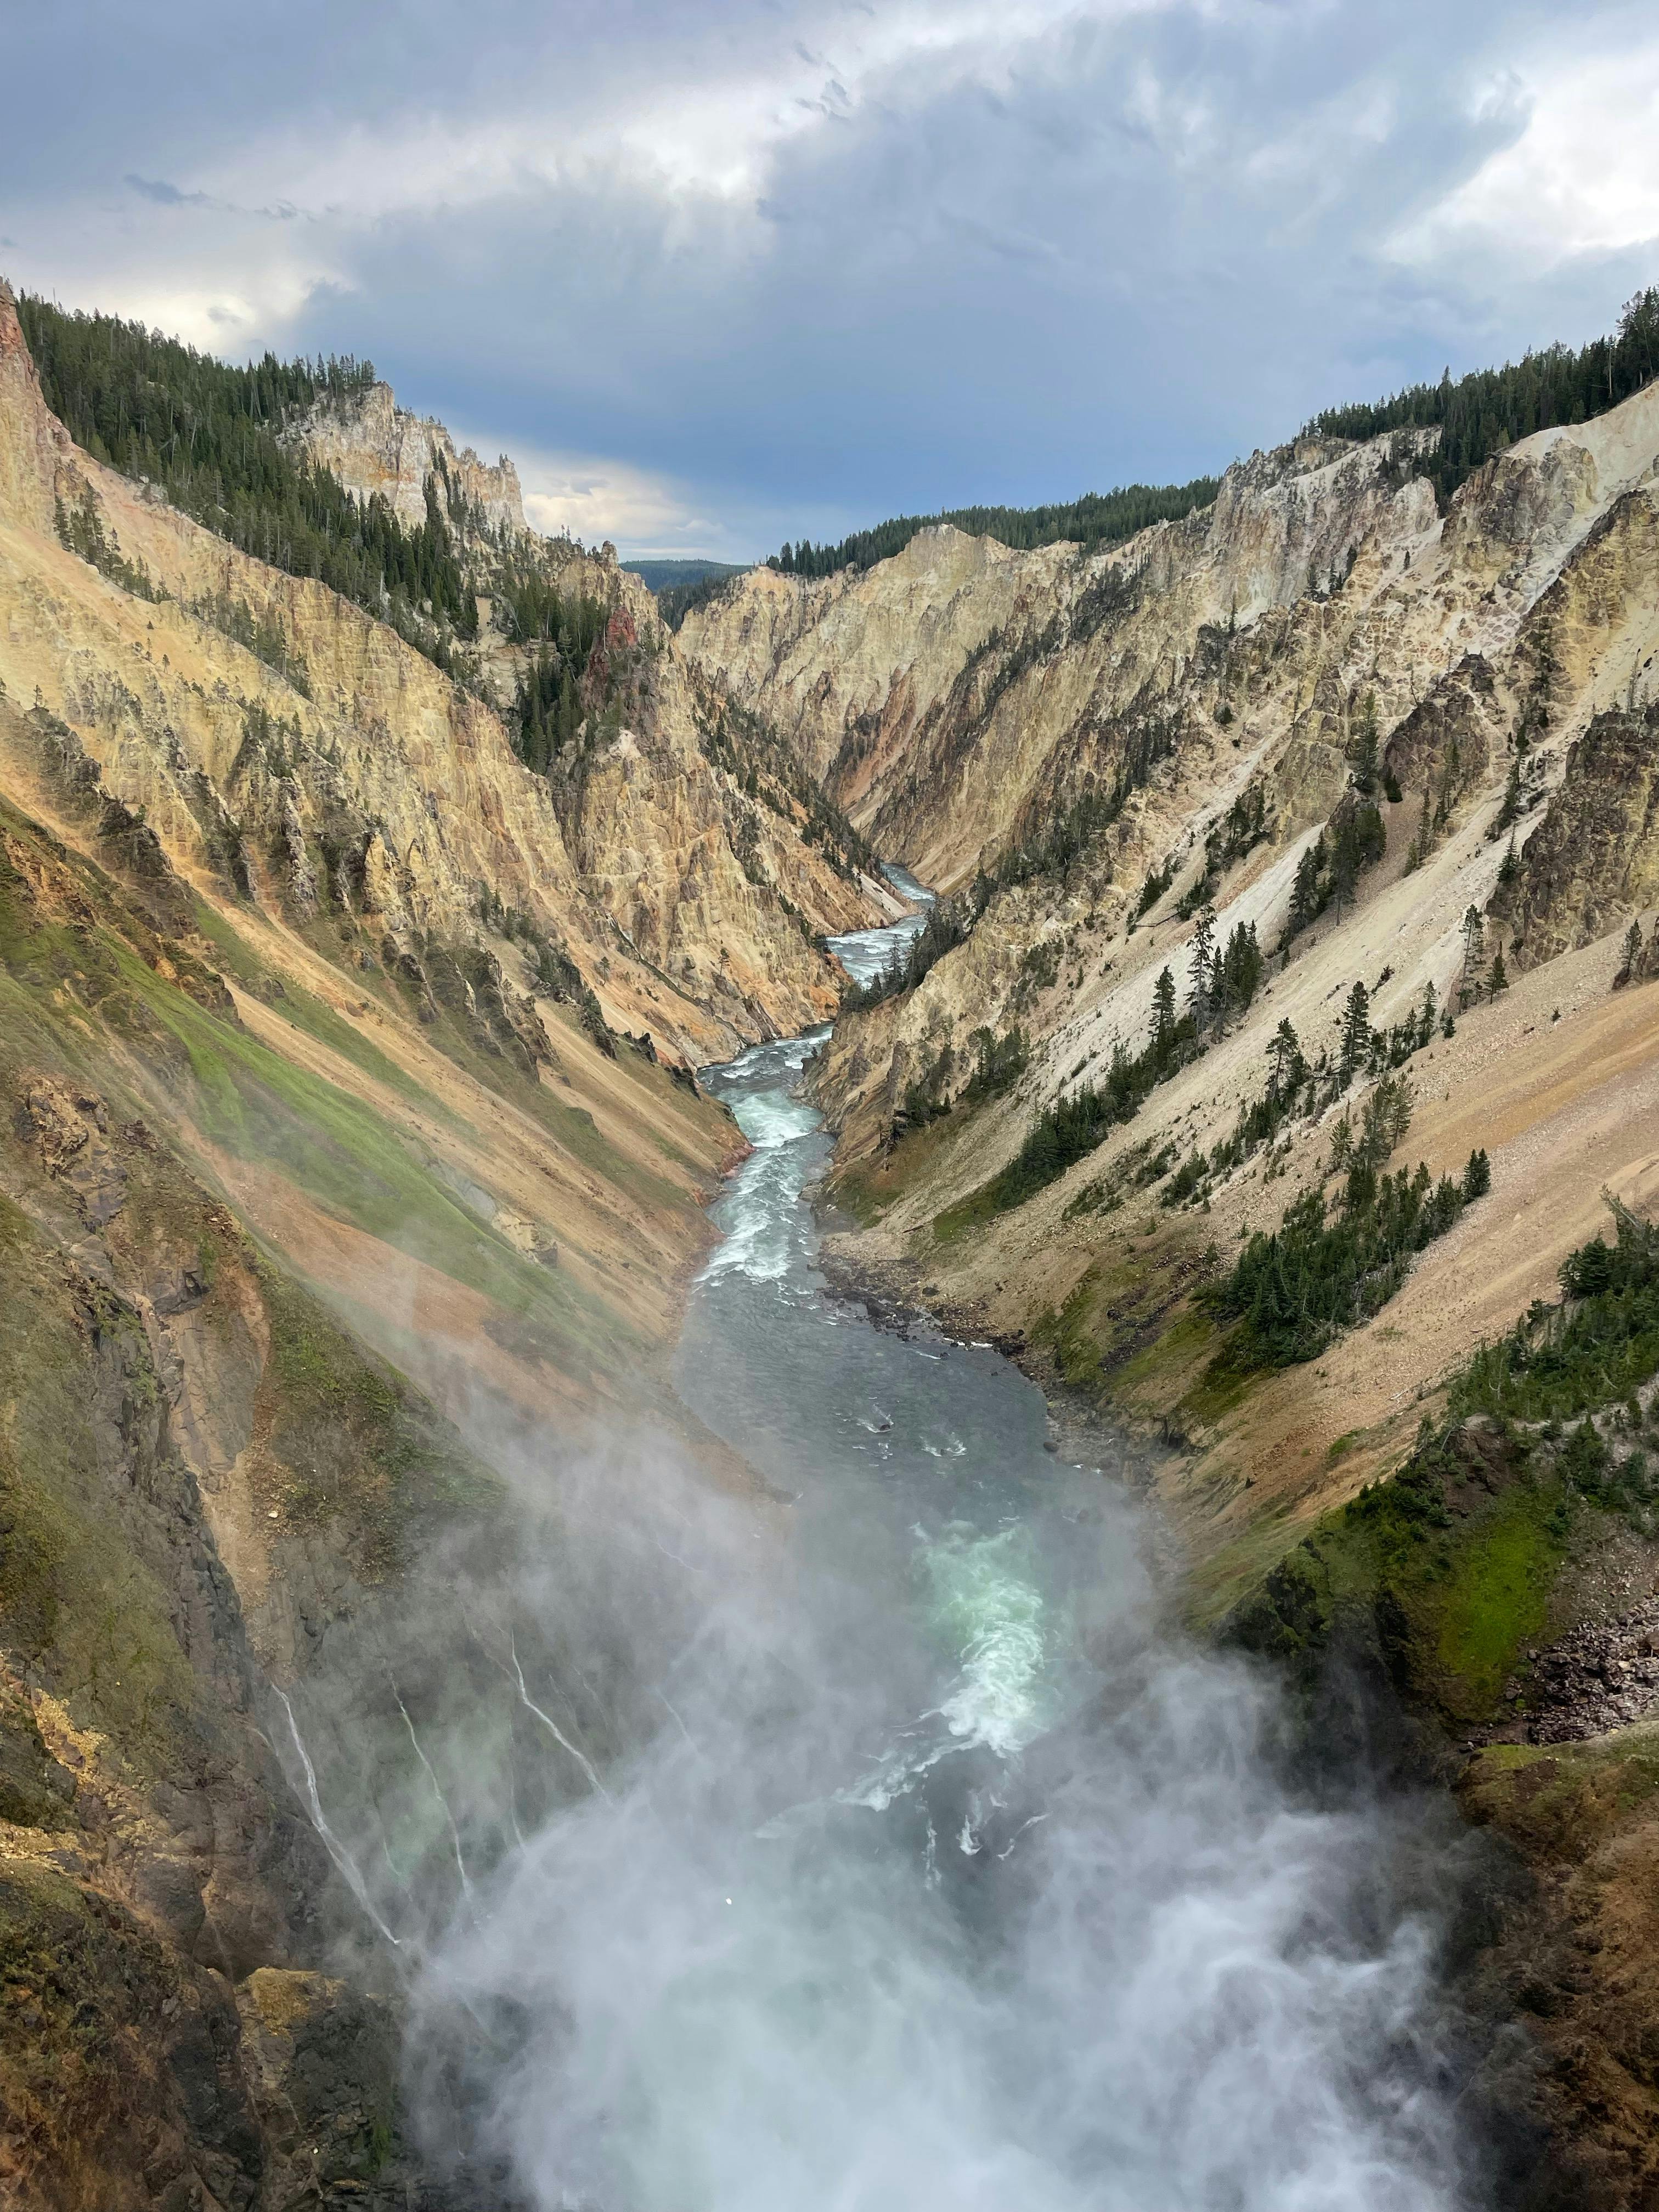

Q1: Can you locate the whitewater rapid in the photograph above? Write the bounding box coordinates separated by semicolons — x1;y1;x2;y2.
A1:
291;876;1483;2210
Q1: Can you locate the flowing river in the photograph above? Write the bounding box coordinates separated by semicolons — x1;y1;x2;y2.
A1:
406;881;1476;2210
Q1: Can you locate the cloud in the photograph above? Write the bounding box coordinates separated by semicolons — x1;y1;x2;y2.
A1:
123;174;213;208
449;425;748;556
1393;34;1659;275
4;0;1657;558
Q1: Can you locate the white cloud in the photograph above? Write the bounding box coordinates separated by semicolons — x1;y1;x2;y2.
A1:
466;430;754;559
1393;37;1659;272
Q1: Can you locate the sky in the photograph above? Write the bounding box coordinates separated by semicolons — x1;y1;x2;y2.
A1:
3;1;1658;560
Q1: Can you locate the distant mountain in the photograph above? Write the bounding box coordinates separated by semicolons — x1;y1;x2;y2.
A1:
621;557;748;592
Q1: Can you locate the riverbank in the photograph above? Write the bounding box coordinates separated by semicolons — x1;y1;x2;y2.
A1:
808;1028;1659;2208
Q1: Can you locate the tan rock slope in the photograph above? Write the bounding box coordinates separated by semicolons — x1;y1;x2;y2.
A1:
682;385;1659;1559
686;378;1659;2202
290;376;530;535
0;280;887;2203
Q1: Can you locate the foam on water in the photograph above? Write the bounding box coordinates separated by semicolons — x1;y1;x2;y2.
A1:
404;873;1477;2212
697;1032;827;1284
924;1523;1054;1758
826;863;935;990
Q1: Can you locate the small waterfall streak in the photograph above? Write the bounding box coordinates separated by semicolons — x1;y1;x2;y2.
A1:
510;1638;611;1802
274;1688;402;1946
653;1686;700;1753
390;1674;476;1905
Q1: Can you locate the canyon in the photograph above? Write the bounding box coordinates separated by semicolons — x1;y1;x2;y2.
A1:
3;271;1659;2207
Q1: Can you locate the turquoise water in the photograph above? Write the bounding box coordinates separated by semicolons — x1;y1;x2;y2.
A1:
406;893;1474;2212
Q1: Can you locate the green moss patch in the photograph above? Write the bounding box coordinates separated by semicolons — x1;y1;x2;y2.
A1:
1226;1423;1576;1729
1462;1724;1659;1863
0;1215;202;1775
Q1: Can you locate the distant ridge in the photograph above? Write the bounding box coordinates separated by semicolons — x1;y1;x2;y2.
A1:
768;479;1221;581
621;557;748;592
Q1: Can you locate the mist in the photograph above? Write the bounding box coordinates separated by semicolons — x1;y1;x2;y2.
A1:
270;1030;1488;2211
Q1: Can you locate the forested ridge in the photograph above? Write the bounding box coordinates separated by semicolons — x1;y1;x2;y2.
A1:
768;479;1222;579
765;288;1659;585
17;294;482;667
1307;285;1659;506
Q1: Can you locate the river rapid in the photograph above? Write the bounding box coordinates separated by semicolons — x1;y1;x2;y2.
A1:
407;879;1480;2211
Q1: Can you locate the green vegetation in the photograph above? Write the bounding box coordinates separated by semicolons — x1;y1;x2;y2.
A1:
935;917;1262;1232
768;477;1221;579
1451;1198;1659;1425
0;1206;200;1772
1210;1142;1489;1371
621;559;750;629
1227;1210;1659;1722
1132;854;1177;921
189;586;313;695
1280;799;1386;952
17;294;479;672
698;695;875;885
1307;285;1659;508
897;1024;1029;1134
52;482;162;602
510;593;608;769
1230;1431;1573;1726
1176;788;1267;919
997;716;1181;890
258;1265;501;1575
1218;1204;1659;1737
622;558;747;594
843;892;978;1009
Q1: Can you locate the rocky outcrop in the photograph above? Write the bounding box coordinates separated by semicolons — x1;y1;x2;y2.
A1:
0;281;879;1064
289;380;528;537
0;281;892;2200
741;363;1659;2211
1501;703;1659;966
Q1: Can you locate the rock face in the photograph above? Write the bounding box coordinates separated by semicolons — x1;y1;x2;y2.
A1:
0;281;888;2202
0;281;879;1065
712;380;1659;1181
290;380;528;536
698;369;1659;2207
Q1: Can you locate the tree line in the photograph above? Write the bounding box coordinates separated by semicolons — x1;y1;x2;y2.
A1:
768;478;1222;580
1307;285;1659;507
18;295;478;670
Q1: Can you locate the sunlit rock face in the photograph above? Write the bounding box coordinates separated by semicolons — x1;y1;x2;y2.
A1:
288;376;529;537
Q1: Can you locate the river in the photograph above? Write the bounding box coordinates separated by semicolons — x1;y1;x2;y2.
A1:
407;881;1477;2210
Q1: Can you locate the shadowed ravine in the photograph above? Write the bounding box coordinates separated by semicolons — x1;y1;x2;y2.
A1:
358;884;1494;2212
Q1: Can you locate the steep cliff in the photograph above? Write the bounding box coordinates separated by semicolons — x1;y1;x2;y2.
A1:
702;378;1659;2201
287;380;529;537
0;280;885;2203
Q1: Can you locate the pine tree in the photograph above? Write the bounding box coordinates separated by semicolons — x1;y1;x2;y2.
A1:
1351;692;1380;795
1339;980;1372;1077
1406;776;1432;872
1150;966;1177;1063
1288;836;1324;938
1488;947;1509;994
1494;753;1522;837
1267;1017;1302;1102
1616;918;1645;987
1188;909;1217;1034
1459;904;1484;1007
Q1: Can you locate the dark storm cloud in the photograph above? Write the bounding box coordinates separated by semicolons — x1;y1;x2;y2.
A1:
3;1;1657;555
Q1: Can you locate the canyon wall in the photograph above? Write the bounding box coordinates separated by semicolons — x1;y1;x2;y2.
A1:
686;387;1659;2202
0;283;885;2204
